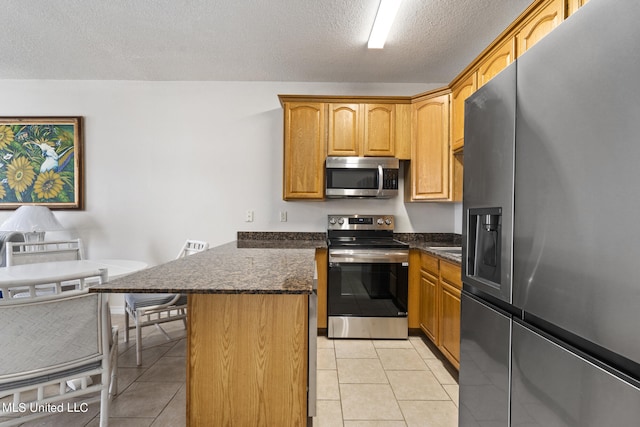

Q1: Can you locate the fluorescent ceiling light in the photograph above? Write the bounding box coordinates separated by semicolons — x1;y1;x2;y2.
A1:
368;0;403;49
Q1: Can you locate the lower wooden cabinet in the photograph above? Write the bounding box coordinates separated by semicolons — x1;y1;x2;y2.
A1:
415;251;462;369
419;258;439;342
439;260;462;369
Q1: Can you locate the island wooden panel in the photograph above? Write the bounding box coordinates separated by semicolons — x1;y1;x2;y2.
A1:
407;249;421;329
187;293;308;426
316;248;328;330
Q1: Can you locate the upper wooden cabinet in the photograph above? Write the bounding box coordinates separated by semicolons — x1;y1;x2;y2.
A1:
516;0;564;56
280;0;586;202
328;103;360;156
280;95;410;200
363;104;395;156
568;0;590;16
282;102;326;200
477;37;515;88
327;103;396;157
406;91;451;201
394;104;412;160
451;73;476;153
450;35;514;154
450;152;463;203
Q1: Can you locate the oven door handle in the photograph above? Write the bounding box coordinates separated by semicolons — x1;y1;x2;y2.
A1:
329;249;409;264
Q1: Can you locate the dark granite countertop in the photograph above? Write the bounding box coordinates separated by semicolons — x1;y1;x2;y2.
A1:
90;240;323;295
411;243;462;264
89;231;461;295
236;231;462;264
236;232;327;250
395;233;462;265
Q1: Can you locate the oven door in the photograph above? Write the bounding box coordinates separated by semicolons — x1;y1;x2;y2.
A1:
327;249;409;339
325;166;383;197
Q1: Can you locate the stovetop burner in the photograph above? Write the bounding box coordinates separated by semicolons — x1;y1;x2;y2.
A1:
326;214;408;250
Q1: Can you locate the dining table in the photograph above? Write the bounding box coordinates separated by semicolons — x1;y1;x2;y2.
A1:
0;259;148;286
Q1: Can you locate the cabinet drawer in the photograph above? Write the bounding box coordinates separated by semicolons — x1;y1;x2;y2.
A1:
420;252;439;275
440;260;461;289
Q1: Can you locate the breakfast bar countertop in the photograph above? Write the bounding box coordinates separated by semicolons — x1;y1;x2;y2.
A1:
89;239;324;295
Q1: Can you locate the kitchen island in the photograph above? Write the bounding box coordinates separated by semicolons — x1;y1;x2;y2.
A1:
90;239;324;427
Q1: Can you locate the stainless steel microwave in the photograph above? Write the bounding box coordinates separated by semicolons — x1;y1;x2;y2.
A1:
325;157;399;198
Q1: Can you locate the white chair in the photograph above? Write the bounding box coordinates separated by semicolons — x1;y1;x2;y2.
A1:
124;239;208;366
0;232;24;267
0;268;105;300
5;238;85;266
3;238;86;297
0;269;117;427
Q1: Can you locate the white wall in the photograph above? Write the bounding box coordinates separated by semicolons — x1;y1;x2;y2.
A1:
0;79;460;266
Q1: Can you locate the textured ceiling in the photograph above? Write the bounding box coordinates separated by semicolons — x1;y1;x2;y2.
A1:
1;0;532;83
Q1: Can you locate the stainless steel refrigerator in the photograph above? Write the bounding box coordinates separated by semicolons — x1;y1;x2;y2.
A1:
459;1;640;425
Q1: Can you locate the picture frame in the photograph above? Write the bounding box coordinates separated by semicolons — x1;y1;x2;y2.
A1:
0;116;83;210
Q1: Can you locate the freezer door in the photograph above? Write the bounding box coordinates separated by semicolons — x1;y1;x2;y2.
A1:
514;0;640;364
459;293;511;426
511;322;640;427
463;63;516;304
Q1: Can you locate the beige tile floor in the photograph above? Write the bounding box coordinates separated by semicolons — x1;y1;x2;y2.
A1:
8;315;458;426
314;335;459;427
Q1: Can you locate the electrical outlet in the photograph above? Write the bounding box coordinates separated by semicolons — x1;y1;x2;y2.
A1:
279;211;287;222
245;210;254;222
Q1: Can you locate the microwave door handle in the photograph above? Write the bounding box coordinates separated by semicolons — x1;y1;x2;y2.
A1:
377;164;383;196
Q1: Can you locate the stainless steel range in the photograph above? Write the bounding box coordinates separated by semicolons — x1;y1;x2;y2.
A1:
326;214;409;339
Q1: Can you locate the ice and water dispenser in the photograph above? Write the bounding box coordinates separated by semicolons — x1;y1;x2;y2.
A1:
467;207;502;288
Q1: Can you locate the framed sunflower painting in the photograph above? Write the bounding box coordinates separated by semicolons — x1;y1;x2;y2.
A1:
0;117;83;209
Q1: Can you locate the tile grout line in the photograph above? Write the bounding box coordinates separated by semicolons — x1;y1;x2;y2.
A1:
375;341;407;425
335;341;346;426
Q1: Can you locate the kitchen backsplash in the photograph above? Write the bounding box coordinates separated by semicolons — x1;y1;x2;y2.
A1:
237;231;326;241
238;231;461;245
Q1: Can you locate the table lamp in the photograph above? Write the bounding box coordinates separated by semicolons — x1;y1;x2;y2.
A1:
0;206;65;242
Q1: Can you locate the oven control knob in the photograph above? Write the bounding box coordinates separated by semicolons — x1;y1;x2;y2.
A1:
385;218;392;225
338;218;345;225
377;218;384;225
329;217;337;225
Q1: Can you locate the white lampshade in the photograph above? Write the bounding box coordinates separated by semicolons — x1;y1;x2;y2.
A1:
0;206;65;242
